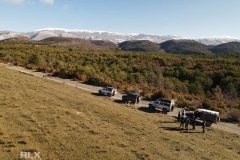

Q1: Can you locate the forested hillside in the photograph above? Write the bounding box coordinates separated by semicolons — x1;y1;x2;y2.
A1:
0;39;239;118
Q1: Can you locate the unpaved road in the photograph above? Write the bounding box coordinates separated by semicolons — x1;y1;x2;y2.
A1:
1;63;240;136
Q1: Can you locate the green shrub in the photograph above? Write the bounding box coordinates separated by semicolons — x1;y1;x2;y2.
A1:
176;97;188;109
188;105;197;111
202;100;212;110
227;109;240;122
151;90;166;100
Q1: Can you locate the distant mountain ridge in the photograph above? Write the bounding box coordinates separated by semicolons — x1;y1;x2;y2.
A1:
160;40;213;55
1;28;240;45
2;36;240;55
119;40;162;52
119;39;240;54
1;28;240;54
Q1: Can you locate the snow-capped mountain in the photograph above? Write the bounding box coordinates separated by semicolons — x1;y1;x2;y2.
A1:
25;28;181;44
0;31;24;40
1;28;240;45
194;36;240;46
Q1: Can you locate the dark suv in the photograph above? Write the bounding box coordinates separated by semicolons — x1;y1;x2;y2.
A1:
122;93;140;105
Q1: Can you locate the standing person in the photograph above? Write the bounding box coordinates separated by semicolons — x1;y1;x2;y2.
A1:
137;96;140;104
181;108;185;116
177;111;181;122
192;116;196;130
180;114;185;129
185;117;190;131
202;120;206;133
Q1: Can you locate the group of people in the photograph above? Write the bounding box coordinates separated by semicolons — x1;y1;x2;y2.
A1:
178;108;206;133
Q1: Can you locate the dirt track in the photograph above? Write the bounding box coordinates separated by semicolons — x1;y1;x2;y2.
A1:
1;63;240;136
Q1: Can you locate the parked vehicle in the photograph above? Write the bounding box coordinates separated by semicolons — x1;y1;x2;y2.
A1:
122;93;140;105
98;86;117;96
185;109;220;126
148;98;175;114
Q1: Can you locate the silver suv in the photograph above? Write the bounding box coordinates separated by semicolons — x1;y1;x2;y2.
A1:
149;98;175;113
99;86;117;96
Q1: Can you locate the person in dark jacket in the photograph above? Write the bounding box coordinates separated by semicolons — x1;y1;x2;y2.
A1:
180;114;185;129
177;111;181;122
202;120;206;133
185;117;190;131
192;116;196;130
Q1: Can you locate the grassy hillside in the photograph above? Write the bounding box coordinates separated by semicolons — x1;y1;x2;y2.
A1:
160;40;213;55
0;36;118;50
0;66;239;160
39;37;118;50
119;40;161;52
210;42;240;54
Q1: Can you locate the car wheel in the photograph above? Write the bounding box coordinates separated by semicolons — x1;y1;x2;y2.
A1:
163;108;167;114
149;104;154;110
206;121;212;127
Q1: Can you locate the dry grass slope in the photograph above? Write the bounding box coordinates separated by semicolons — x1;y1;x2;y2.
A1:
0;66;239;160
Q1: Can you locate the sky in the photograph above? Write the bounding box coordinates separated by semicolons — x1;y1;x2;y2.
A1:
0;0;240;38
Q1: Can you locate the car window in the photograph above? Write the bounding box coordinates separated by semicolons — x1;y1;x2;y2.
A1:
165;102;171;107
163;100;171;103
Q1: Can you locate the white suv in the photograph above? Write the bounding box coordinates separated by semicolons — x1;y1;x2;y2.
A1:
149;98;175;113
99;86;117;96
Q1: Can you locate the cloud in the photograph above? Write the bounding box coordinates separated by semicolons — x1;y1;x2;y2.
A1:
0;0;54;5
0;0;25;5
40;0;54;5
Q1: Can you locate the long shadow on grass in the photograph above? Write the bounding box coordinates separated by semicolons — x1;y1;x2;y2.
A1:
161;126;203;133
113;99;123;104
91;92;112;97
161;127;182;132
91;92;100;96
138;106;162;113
